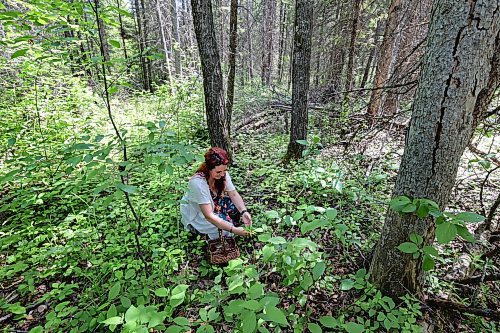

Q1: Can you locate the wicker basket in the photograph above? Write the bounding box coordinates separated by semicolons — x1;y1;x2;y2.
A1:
207;230;240;264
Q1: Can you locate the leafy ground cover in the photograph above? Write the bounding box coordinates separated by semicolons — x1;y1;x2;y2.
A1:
0;74;498;332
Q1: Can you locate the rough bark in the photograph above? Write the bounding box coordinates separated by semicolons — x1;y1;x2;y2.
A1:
284;0;313;162
226;0;238;135
344;0;362;93
367;0;402;118
156;0;173;82
191;0;232;155
360;20;382;90
261;0;277;86
369;0;500;298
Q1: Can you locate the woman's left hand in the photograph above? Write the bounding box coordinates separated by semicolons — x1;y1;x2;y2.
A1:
242;212;252;226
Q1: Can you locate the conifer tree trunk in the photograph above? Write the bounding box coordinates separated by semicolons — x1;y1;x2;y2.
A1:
116;0;129;63
191;0;232;155
344;0;362;93
284;0;313;162
369;0;500;298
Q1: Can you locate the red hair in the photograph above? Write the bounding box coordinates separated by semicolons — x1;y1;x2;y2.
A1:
196;147;229;196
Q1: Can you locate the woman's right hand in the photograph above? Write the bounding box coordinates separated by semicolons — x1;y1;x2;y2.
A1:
232;226;250;237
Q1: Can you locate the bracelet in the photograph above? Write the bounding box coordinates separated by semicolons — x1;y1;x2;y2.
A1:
230;226;233;233
240;210;248;215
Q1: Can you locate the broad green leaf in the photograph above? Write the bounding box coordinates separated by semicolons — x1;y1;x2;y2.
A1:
120;296;131;308
409;233;423;245
108;282;121;301
11;48;28;59
325;208;337;219
345;322;364;333
397;242;419;254
265;210;280;219
416;203;430;218
8;304;26;314
308;323;322;333
340;279;355;291
267;237;286;244
101;316;123;325
319;316;338;328
242;300;262;311
436;222;457;244
422;246;438;256
7;138;16;146
148;311;167;328
313;261;326;280
173;317;190;326
125;305;140;322
116;182;137;194
166;325;185;333
389;196;412;212
422;254;435;271
248;283;264;299
170;284;189;308
455;212;485;223
196;324;215;333
263;306;288;326
109;39;121;48
29;326;43;333
402;204;417;213
241;311;257;333
296;139;308;146
456;225;476;243
154;287;169;297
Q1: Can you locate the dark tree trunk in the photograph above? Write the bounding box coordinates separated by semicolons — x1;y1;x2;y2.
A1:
134;0;150;91
226;0;238;135
344;0;362;93
277;0;286;84
116;0;129;63
284;0;313;162
359;20;382;91
191;0;232;155
261;0;277;86
369;0;500;299
367;0;402;118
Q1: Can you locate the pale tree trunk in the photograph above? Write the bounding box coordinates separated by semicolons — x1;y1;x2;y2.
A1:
95;0;111;63
191;0;232;155
284;0;313;162
170;0;183;77
226;0;238;135
156;0;173;83
134;0;151;91
369;0;500;298
261;0;277;86
277;0;287;84
246;0;254;81
367;0;403;118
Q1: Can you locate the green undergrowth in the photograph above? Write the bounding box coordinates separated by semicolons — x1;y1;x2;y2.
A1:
1;76;496;332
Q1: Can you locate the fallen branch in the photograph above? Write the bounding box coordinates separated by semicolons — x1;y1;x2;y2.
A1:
454;273;500;284
427;298;500;320
468;144;500;166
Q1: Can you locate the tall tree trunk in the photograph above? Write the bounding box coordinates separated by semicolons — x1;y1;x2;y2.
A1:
191;0;232;155
246;0;254;80
139;0;153;90
369;0;500;299
116;0;129;63
170;0;183;77
367;0;402;118
359;20;382;91
284;0;313;162
261;0;277;86
277;0;286;83
344;0;362;93
226;0;238;135
96;0;111;63
134;0;150;91
156;0;173;83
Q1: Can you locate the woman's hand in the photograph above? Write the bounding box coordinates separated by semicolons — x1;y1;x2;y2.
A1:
242;212;252;227
232;226;250;237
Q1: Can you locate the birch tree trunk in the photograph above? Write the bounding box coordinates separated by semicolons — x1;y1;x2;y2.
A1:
369;0;500;298
284;0;313;162
170;0;182;77
191;0;232;155
261;0;276;86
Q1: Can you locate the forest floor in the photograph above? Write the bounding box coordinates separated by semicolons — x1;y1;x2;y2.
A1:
0;83;499;332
